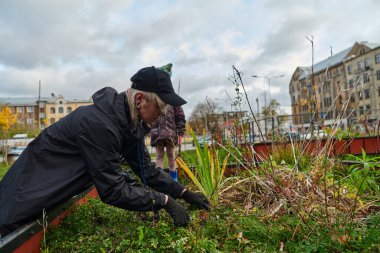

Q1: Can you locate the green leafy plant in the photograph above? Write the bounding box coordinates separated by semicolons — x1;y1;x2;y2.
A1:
176;131;230;205
346;149;380;195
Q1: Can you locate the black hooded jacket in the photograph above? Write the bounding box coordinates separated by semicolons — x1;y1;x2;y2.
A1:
0;87;185;236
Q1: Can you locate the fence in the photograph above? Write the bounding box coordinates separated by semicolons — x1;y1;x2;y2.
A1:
211;109;380;145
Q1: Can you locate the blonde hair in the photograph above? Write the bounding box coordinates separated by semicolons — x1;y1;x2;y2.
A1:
126;88;167;126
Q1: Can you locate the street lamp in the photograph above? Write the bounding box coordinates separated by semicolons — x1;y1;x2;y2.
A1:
252;74;285;102
252;74;285;140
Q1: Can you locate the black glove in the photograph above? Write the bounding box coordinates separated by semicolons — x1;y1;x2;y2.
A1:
182;190;210;211
162;195;190;227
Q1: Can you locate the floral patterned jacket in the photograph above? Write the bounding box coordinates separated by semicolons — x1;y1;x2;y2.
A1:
150;105;186;147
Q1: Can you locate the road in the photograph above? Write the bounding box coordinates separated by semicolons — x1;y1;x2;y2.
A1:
0;143;195;164
145;143;195;154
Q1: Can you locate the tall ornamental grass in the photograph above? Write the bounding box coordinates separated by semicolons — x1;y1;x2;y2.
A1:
176;131;229;206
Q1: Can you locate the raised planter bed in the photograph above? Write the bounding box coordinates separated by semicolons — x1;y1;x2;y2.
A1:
252;136;380;160
0;186;98;253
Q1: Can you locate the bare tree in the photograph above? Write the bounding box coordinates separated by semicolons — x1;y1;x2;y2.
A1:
188;98;221;136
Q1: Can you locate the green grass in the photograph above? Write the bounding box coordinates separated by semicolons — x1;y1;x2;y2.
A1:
149;146;240;170
45;198;380;252
0;162;9;180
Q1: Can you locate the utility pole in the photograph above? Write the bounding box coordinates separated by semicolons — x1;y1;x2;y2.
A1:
38;80;41;130
264;92;267;140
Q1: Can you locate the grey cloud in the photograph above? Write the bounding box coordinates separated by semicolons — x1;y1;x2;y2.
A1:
0;0;379;118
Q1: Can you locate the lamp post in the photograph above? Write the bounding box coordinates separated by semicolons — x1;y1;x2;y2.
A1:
252;74;285;102
252;74;285;140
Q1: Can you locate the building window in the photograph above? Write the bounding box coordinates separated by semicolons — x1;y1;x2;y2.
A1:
27;106;34;112
50;118;55;124
358;62;363;72
323;97;332;107
58;107;64;114
358;91;362;100
50;107;55;113
377;70;380;80
364;58;370;69
67;107;72;113
366;105;371;111
364;73;370;83
375;54;380;64
359;106;364;115
27;118;33;124
337;68;340;76
365;89;370;99
17;107;24;113
347;65;352;74
349;79;354;88
350;96;355;103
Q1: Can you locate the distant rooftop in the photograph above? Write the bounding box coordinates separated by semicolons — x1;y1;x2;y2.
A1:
298;67;312;80
0;96;91;106
0;97;47;106
313;47;352;74
296;41;380;77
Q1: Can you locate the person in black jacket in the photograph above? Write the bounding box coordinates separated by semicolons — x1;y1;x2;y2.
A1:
0;66;209;238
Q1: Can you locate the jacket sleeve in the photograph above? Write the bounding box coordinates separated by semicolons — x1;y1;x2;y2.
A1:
123;141;185;199
76;121;165;211
174;106;186;135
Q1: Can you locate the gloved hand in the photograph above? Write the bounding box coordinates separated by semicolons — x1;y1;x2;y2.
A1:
181;190;210;211
162;195;190;227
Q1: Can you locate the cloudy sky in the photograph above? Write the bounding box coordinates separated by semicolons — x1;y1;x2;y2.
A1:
1;0;379;116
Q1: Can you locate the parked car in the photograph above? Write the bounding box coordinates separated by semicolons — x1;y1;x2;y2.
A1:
8;146;26;156
193;135;215;148
283;131;300;141
13;133;28;139
301;130;327;140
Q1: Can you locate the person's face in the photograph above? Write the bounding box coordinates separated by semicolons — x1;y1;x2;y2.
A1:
136;93;161;125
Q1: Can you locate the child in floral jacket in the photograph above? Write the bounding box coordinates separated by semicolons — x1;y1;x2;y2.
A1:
150;104;185;181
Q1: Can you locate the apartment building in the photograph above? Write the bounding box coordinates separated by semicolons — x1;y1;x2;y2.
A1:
289;41;380;132
0;97;45;129
0;94;92;129
44;94;92;126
